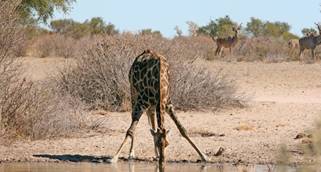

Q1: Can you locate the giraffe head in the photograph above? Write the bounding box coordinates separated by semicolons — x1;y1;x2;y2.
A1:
151;128;169;161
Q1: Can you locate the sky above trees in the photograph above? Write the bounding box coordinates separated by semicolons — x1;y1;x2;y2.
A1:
53;0;321;37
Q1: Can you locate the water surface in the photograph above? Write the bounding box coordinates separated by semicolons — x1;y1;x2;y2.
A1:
0;162;299;172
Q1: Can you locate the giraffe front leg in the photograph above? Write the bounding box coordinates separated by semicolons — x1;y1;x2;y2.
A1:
147;107;160;160
166;104;209;162
128;133;135;160
150;129;159;160
108;107;143;163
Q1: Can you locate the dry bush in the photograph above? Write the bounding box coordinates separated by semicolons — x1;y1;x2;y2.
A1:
0;80;86;140
31;34;78;58
57;34;243;111
0;0;86;141
235;37;292;62
57;35;138;111
170;62;243;111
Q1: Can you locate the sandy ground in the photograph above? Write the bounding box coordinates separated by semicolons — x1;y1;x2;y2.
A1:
1;57;321;165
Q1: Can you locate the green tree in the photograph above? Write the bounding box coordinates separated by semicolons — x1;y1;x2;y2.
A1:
140;29;162;37
104;23;119;35
50;17;119;38
85;17;106;34
50;19;77;33
246;17;264;37
198;15;237;38
17;0;76;23
282;32;299;40
263;21;290;37
246;18;296;39
84;17;119;35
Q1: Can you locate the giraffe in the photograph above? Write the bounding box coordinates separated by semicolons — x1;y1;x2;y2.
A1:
108;50;208;164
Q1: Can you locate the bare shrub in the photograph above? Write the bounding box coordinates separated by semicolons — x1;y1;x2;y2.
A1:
235;37;291;62
0;0;86;141
57;34;243;111
170;62;243;111
57;36;135;111
0;79;86;140
31;34;77;58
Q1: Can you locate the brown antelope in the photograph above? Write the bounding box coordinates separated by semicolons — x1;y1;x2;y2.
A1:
288;39;299;49
211;24;242;56
299;23;321;61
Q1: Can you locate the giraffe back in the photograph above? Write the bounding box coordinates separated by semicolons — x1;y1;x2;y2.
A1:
129;50;170;110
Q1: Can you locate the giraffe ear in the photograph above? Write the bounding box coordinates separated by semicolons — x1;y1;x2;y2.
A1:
166;129;170;135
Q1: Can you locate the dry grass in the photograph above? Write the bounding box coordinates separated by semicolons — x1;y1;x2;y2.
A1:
56;34;244;112
0;0;88;141
30;34;78;58
0;80;87;141
28;32;317;63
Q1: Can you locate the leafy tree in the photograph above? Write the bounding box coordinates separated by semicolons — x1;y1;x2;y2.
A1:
198;15;237;38
17;0;76;23
246;18;297;39
246;17;265;37
105;23;119;35
282;32;299;40
263;21;290;37
50;17;119;38
84;17;119;35
50;19;77;33
84;17;106;34
140;29;162;37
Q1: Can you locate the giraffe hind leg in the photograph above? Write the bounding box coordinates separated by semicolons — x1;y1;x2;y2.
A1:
165;104;209;162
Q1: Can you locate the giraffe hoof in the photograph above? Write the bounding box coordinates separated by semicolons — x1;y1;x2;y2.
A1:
152;156;160;161
200;154;210;162
128;155;135;160
106;157;118;163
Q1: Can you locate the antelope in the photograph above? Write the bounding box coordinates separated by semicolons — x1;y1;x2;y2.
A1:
211;24;242;56
299;23;321;61
288;39;299;49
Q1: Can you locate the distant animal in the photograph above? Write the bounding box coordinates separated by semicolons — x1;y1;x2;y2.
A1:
211;24;242;57
108;50;208;164
288;39;299;49
299;23;321;61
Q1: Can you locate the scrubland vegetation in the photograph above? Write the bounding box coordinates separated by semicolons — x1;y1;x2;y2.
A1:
0;0;317;139
0;0;244;141
3;1;321;171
